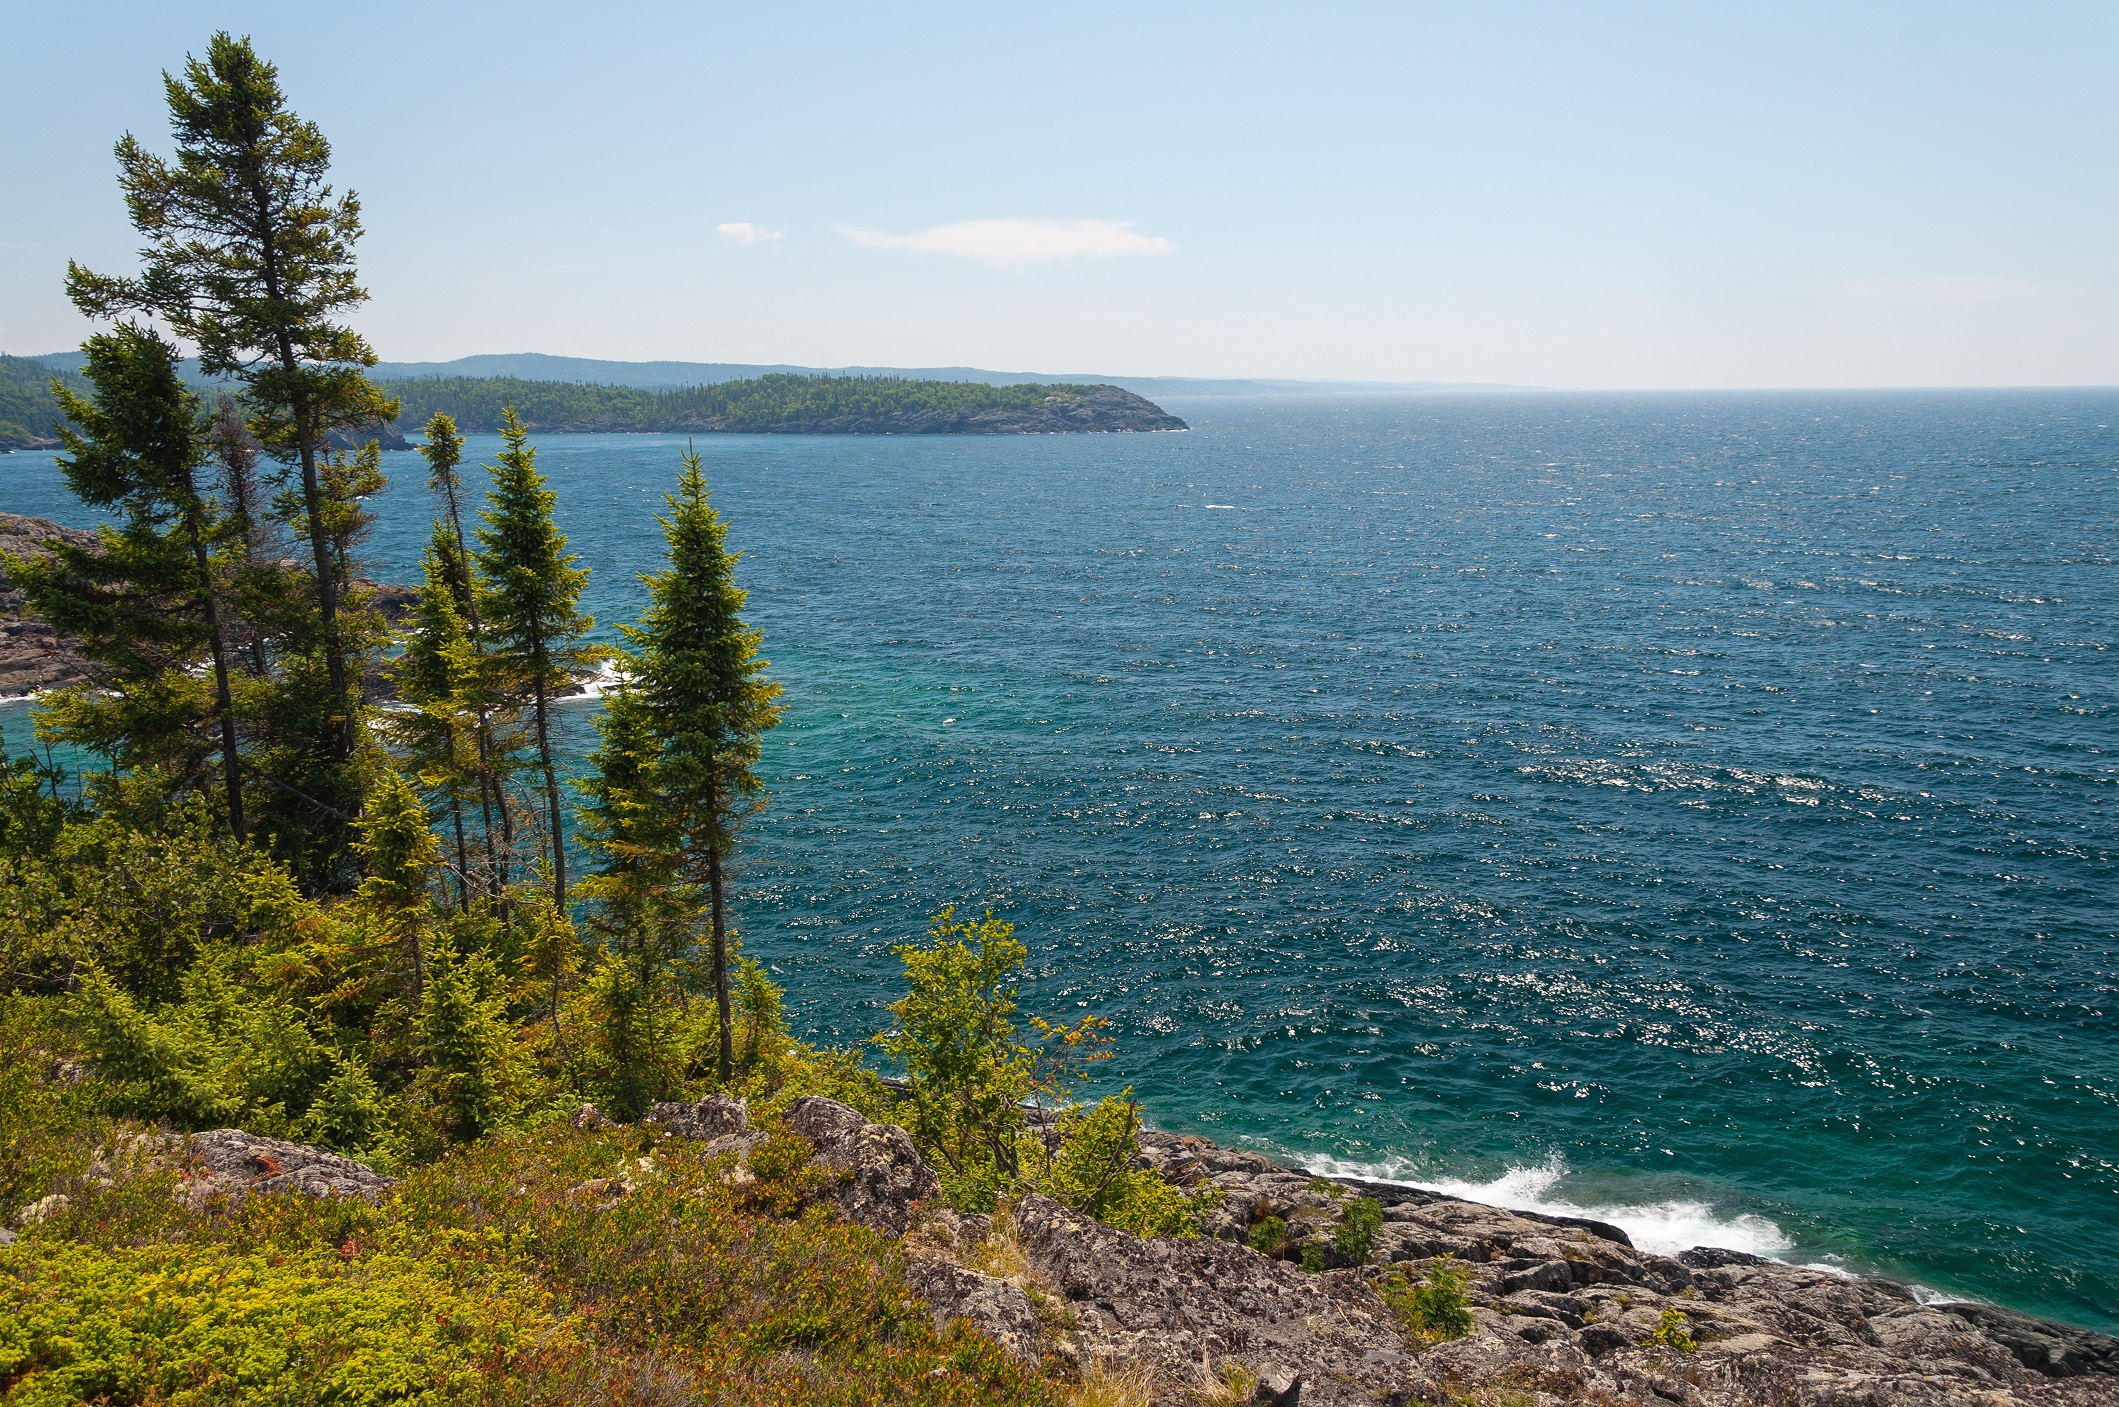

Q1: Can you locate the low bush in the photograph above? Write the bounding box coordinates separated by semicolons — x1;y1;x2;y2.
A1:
1334;1195;1384;1264
1644;1306;1697;1354
0;1118;1054;1407
1383;1254;1476;1344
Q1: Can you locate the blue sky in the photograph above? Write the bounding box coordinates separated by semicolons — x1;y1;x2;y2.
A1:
4;2;2114;387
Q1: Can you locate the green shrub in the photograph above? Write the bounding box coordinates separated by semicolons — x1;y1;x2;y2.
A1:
1382;1254;1475;1343
1334;1194;1384;1264
1021;1094;1213;1238
0;996;100;1211
1644;1306;1697;1353
0;1237;579;1405
1247;1215;1289;1257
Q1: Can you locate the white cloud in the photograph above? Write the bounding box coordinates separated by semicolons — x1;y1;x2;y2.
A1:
717;222;780;245
834;217;1176;267
1838;275;2042;303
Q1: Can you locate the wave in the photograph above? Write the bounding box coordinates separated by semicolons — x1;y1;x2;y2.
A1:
1300;1150;1795;1260
565;658;627;702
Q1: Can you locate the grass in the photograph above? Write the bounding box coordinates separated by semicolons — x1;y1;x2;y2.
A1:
0;1108;1053;1406
1061;1356;1156;1407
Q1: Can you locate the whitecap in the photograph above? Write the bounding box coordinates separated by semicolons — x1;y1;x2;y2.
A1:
1301;1150;1796;1260
565;657;628;702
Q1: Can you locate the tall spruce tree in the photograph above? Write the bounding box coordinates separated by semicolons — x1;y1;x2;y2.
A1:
602;444;782;1081
210;394;274;677
579;680;688;1113
383;534;477;907
476;408;593;909
65;31;395;865
7;325;244;834
418;413;508;895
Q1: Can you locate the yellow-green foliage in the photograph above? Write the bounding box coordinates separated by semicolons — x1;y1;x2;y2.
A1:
0;998;99;1211
880;909;1209;1231
1644;1306;1697;1353
0;1117;1050;1407
0;1238;576;1406
1383;1254;1476;1344
1021;1095;1211;1238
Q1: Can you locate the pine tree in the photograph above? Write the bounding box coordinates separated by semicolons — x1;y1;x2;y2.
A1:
417;413;507;898
7;325;244;834
65;32;396;860
210;394;273;677
476;408;593;910
351;765;440;996
579;682;690;1113
608;443;782;1082
383;533;477;906
244;440;389;888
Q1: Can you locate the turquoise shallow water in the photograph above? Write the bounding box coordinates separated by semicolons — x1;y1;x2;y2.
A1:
5;391;2115;1330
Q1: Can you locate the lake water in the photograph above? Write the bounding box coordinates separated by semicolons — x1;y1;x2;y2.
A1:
4;391;2115;1331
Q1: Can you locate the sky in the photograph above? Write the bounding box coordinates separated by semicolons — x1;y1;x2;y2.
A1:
3;1;2115;389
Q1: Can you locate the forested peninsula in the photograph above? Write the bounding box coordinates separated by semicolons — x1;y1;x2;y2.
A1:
376;372;1187;435
3;361;1187;448
0;354;83;450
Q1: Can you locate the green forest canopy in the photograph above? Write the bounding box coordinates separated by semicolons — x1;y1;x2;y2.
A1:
3;364;1175;445
376;372;1150;433
0;354;85;449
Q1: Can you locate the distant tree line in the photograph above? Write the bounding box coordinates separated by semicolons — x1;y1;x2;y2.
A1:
0;355;86;449
378;372;1116;434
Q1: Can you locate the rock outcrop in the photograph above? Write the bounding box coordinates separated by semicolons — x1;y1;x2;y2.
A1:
884;1111;2119;1405
0;513;95;698
0;510;420;701
91;1128;396;1208
15;1101;2112;1405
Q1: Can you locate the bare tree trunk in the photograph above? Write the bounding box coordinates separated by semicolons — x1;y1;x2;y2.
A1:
533;671;565;910
443;732;469;908
184;507;245;842
709;837;733;1084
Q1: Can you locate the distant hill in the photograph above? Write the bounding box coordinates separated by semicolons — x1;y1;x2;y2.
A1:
27;349;1526;397
357;353;1521;397
381;374;1185;435
0;354;84;450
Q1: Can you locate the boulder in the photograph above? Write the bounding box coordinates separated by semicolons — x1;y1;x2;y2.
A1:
902;1259;1040;1363
782;1096;940;1236
643;1094;751;1143
91;1129;395;1209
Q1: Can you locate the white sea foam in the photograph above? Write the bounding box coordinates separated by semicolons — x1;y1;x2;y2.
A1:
1302;1150;1796;1260
565;658;628;702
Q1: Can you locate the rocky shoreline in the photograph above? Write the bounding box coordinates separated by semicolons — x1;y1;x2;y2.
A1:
0;513;96;699
58;1100;2115;1407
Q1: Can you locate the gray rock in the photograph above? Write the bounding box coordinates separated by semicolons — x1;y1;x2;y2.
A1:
642;1094;749;1143
12;1193;68;1228
1942;1302;2119;1378
902;1259;1039;1362
782;1096;940;1236
93;1130;395;1208
1008;1192;1414;1406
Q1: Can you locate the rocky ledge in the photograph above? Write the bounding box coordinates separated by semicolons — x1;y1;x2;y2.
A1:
0;513;97;699
79;1103;2113;1407
0;512;420;701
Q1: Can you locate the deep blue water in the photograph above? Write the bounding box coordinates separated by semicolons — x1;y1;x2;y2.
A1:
5;391;2115;1331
